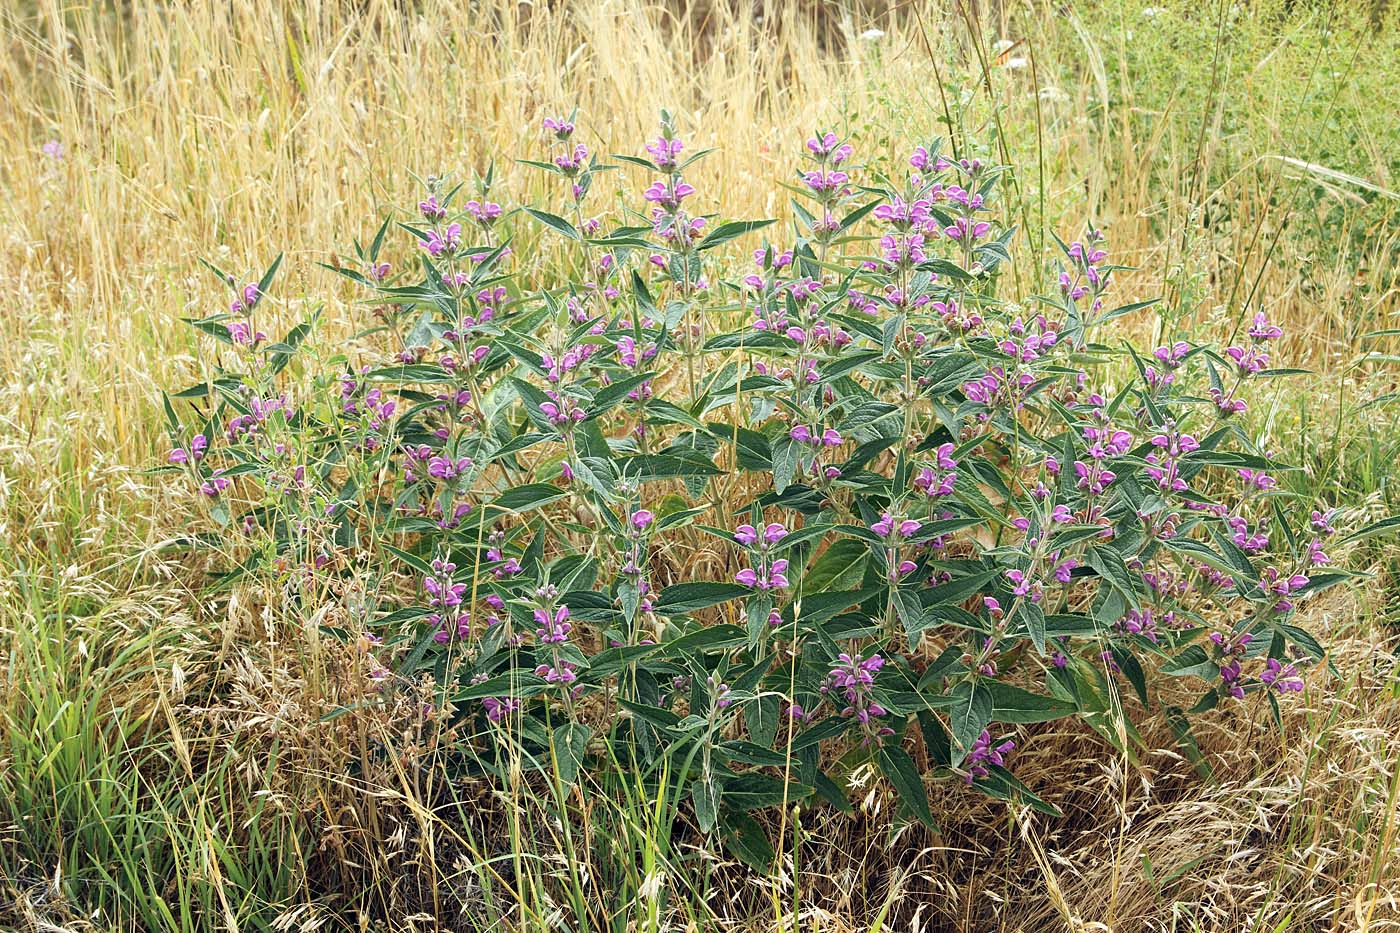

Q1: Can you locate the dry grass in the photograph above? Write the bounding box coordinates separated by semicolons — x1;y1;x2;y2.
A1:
2;0;1400;930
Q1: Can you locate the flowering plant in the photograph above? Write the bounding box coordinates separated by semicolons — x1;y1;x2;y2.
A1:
161;114;1389;866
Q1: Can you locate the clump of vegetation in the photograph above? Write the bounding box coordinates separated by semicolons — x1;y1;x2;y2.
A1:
160;111;1382;877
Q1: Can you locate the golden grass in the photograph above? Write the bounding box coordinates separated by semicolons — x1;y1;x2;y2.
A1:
2;0;1400;929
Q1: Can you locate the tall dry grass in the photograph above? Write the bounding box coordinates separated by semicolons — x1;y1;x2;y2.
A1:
2;0;1399;930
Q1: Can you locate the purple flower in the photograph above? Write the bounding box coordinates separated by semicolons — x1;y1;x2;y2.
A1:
534;605;572;644
1311;509;1337;536
1220;658;1245;699
707;675;733;709
735;549;789;590
1005;568;1042;602
631;509;655;530
418;196;447;221
199;469;230;497
1260;657;1304;693
642;179;695;211
1238;468;1276;491
645;136;684;168
535;662;578;684
870;512;920;541
538;397;585;428
1248;312;1283;341
169;434;208;465
802;169;850;194
806;132;852;164
482;695;522;722
965;729;1015;783
424;560;468;610
822;651;893;746
543;115;575;139
466;200;503;225
420;223;462;257
1052;556;1077;584
1210;387;1248;415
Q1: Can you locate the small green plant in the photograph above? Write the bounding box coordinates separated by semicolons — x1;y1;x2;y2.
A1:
160;111;1391;876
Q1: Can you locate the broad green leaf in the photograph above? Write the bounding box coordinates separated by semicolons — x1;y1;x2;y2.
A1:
697;218;775;251
719;811;774;870
524;207;581;240
986;682;1075;723
691;777;720;833
949;680;993;768
552;723;591;785
655;582;748;615
803;539;869;593
1162;644;1218;679
490;483;567;514
878;745;936;828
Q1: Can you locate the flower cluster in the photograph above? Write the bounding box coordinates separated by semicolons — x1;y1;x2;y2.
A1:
822;652;894;747
733;522;790;591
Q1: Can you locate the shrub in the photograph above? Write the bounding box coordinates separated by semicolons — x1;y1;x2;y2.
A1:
160;110;1380;862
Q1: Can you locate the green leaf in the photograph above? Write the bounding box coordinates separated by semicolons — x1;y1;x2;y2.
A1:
456;672;547;701
743;695;782;748
618;452;723;480
269;314;317;375
803;539;869;593
1275;622;1325;661
791;716;852;750
384;543;435;577
697;218;775;251
1019;600;1047;654
588;372;656;415
771;435;801;494
691;777;721;833
949;680;993;768
986;682;1075;723
1341;515;1400;544
524;207;581;240
878;745;936;828
617;699;681;729
792;586;882;626
724;772;811;810
746;592;774;650
551;723;591;785
654;582;749;615
1162;644;1218;679
979;766;1064;817
719;811;774;870
709;421;772;469
894;587;928;639
1086;546;1139;602
664;624;747;653
489;483;566;514
256;252;284;297
1166;707;1214;781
